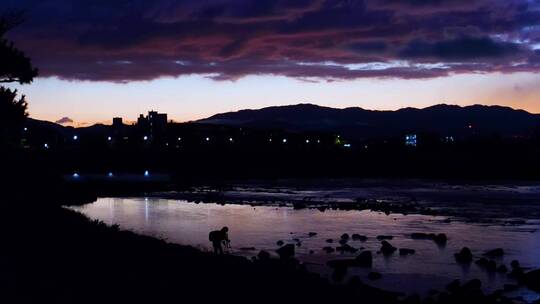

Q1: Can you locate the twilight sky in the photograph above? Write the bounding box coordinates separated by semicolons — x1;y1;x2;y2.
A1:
4;0;540;125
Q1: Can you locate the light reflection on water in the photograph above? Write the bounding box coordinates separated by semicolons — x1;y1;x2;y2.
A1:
72;197;540;298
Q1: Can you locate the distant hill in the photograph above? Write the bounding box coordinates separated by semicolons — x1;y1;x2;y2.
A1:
198;103;540;140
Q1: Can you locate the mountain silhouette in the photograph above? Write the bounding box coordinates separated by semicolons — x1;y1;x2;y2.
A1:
199;103;540;140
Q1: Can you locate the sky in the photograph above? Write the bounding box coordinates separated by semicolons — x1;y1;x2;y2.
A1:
4;0;540;125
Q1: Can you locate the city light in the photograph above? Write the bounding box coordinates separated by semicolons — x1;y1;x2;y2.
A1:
305;139;310;143
44;143;49;149
108;172;113;177
206;137;210;141
343;144;351;148
107;136;112;141
72;172;79;178
23;127;28;131
73;135;78;140
229;137;233;142
144;170;150;177
282;138;287;143
143;136;148;141
177;137;181;141
405;134;417;147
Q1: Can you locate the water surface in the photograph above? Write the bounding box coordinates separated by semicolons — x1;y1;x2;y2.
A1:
72;196;540;300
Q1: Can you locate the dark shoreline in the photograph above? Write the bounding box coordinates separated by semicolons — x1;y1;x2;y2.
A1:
3;172;540;303
1;204;402;304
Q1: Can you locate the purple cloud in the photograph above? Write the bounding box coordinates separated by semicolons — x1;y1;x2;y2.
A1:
4;0;540;81
55;116;73;125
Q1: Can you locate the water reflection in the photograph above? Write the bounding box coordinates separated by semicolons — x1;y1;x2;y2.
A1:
72;197;540;297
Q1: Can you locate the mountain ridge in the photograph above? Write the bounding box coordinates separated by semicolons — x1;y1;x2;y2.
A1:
198;103;540;140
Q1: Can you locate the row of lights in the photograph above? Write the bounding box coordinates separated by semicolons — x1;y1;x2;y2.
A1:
65;135;328;144
72;170;151;178
42;135;335;149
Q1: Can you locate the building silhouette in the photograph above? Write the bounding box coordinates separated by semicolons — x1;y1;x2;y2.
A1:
112;117;123;128
137;111;168;141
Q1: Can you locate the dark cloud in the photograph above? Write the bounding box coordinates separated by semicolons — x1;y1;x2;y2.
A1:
55;117;73;125
3;0;540;81
399;37;521;60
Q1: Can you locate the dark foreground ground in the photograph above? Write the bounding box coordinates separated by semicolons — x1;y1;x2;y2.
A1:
1;204;402;304
1;160;539;304
3;200;540;304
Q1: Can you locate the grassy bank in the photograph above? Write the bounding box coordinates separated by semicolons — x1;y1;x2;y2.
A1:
0;204;400;304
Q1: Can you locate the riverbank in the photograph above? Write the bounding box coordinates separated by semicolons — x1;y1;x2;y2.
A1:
1;204;402;304
2;171;540;303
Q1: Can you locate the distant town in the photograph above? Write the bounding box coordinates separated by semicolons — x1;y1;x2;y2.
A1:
22;110;477;152
17;106;540;180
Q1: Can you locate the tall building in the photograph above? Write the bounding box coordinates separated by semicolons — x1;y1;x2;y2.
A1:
112;117;123;128
137;111;168;141
148;111;167;131
137;114;148;129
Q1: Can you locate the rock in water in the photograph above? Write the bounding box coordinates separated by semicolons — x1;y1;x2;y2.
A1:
454;247;473;263
411;232;447;245
368;272;382;281
524;269;540;292
462;279;482;290
380;241;397;255
399;248;416;256
434;233;447;245
351;234;368;241
276;240;284;246
510;259;520;269
355;251;373;267
376;235;393;241
341;233;350;240
483;248;504;258
308;232;317;237
239;247;256;251
323;246;335;254
411;233;433;240
336;244;358;253
276;244;295;259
